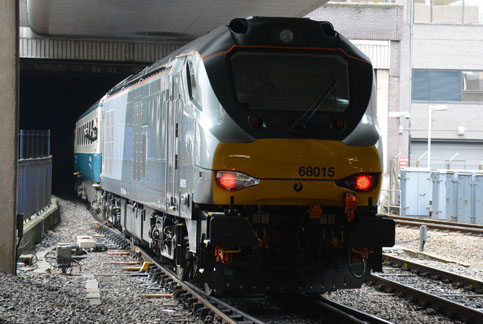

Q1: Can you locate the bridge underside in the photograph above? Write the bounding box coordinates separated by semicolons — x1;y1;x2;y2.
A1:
27;0;330;40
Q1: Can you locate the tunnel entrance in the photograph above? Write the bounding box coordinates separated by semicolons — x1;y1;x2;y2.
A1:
20;59;145;194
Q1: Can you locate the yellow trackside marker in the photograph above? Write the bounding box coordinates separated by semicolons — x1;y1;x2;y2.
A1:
73;172;80;175
92;183;102;188
141;262;153;272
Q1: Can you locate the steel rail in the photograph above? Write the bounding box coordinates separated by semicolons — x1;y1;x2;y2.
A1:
388;215;483;229
382;254;483;291
310;295;393;324
133;245;265;324
388;216;483;235
370;274;483;323
395;220;483;234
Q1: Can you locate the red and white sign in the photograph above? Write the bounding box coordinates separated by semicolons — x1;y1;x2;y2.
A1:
399;156;409;169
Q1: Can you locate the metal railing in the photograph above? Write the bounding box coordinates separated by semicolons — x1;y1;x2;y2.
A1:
379;188;401;216
17;130;52;220
19;130;50;159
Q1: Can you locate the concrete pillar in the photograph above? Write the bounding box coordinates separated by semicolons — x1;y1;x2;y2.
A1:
376;69;390;174
0;0;19;274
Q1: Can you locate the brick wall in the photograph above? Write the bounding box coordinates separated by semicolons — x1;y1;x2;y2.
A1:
306;3;403;41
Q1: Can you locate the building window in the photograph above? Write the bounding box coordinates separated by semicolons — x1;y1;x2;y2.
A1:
412;70;461;102
414;0;483;24
462;71;483;101
464;0;483;24
414;0;431;23
432;0;463;24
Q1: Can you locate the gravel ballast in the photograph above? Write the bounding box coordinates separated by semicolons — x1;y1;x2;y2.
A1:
325;225;483;324
3;197;482;323
395;225;483;281
1;195;200;324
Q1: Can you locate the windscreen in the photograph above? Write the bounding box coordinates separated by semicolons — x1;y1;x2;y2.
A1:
231;52;349;112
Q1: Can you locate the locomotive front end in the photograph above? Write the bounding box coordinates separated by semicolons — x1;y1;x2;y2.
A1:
196;17;395;293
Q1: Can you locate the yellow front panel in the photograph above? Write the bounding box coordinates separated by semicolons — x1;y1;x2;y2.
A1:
212;139;381;206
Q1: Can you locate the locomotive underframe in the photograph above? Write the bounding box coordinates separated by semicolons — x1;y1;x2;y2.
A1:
194;204;392;293
83;182;394;293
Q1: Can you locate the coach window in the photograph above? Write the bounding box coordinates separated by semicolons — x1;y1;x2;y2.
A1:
186;61;202;110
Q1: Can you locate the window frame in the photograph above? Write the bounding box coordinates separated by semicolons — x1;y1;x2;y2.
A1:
186;61;202;111
413;0;483;25
412;68;483;104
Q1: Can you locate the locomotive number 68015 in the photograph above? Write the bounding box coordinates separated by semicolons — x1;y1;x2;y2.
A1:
298;166;335;177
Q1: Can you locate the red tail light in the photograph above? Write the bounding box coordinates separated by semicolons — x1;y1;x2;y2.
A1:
336;173;378;192
354;174;374;191
216;171;260;191
218;172;237;190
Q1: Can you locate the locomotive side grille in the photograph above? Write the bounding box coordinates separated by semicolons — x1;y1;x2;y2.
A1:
103;109;114;177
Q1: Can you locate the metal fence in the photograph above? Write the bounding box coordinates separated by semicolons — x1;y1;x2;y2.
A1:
17;130;52;220
379;188;401;215
19;130;50;159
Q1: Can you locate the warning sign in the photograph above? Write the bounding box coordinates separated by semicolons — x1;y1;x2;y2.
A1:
399;156;409;169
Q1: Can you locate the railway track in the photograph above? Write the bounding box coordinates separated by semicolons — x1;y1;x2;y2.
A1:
370;254;483;323
302;294;393;324
92;213;398;323
388;215;483;235
93;219;262;324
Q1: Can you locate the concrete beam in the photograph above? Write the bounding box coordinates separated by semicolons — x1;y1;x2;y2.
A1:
0;0;19;274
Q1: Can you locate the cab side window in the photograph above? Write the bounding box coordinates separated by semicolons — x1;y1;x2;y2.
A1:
186;61;202;110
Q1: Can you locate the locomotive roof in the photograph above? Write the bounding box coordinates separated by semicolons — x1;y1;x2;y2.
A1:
106;16;371;97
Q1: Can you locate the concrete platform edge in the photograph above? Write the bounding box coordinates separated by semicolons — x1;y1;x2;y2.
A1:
19;198;60;253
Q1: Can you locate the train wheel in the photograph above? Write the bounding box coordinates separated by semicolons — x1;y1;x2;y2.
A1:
203;282;216;296
175;235;193;281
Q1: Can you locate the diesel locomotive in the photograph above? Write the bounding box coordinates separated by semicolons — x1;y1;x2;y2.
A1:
74;17;395;293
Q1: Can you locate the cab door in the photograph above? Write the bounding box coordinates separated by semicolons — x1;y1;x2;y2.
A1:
166;57;186;214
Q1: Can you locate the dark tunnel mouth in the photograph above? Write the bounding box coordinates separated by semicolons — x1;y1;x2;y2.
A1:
20;59;144;194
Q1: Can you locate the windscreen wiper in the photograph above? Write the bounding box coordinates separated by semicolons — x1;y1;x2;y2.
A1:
292;79;338;129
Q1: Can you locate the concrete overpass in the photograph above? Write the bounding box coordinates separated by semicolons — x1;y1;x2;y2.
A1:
26;0;330;40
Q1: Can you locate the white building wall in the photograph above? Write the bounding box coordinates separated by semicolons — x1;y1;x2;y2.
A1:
405;4;483;169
